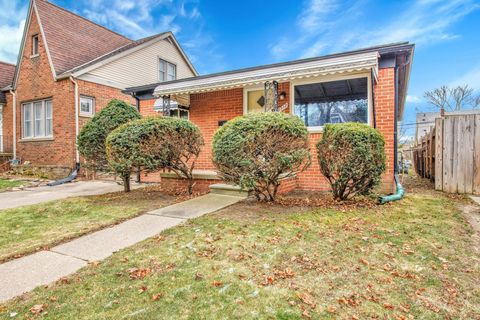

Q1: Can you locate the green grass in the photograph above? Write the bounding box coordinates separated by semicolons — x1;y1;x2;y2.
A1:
1;189;479;319
0;186;175;262
0;179;24;191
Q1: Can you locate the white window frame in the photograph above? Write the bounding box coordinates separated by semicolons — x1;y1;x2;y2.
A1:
158;58;177;82
22;99;53;139
289;72;373;133
31;34;39;57
80;96;95;117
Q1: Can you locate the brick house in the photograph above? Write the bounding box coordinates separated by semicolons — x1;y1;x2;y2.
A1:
0;0;196;176
125;43;414;194
0;62;16;154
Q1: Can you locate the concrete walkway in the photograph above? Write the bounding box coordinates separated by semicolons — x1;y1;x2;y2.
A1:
0;193;244;302
0;180;141;210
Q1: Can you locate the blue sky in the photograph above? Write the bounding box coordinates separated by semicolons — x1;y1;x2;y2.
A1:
1;0;479;138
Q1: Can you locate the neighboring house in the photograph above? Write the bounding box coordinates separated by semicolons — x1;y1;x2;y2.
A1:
416;110;480;142
125;42;415;193
0;62;16;153
0;0;196;172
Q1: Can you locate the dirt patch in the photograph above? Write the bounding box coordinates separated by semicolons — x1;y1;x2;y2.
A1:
461;204;480;234
212;190;379;223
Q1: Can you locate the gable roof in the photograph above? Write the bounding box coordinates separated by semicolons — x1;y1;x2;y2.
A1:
57;32;198;78
0;61;16;103
34;0;132;76
13;0;197;87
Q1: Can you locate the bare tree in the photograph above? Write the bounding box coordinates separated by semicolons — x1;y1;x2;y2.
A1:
424;85;480;111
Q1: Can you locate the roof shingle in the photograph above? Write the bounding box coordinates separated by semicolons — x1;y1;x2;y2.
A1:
35;0;132;75
0;61;15;103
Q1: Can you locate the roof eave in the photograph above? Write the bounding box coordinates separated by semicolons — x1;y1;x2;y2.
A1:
152;51;379;96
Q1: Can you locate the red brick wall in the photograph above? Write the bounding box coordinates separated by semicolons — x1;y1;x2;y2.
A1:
8;12;76;167
4;12;134;169
77;80;135;129
374;68;396;192
138;74;396;194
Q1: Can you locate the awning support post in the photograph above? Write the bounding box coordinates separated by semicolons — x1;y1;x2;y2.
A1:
162;95;171;116
264;81;278;112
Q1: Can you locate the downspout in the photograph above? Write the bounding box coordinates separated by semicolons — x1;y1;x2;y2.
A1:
9;89;17;161
371;69;376;128
134;94;141;183
379;57;405;204
69;76;80;166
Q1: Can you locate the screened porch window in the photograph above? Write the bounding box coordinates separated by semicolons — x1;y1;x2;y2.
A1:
293;77;368;128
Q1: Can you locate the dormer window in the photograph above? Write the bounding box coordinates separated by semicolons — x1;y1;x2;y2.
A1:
32;34;39;57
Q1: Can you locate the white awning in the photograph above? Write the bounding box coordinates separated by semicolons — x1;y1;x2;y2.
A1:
153;51;379;97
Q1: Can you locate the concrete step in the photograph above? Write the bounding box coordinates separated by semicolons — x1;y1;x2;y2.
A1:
209;183;249;198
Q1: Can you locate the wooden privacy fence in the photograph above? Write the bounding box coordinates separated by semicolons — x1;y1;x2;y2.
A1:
414;114;480;194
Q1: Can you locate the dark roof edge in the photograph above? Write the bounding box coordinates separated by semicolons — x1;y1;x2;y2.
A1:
124;42;413;94
56;32;167;78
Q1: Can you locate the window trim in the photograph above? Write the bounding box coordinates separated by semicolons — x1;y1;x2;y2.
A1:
289;72;372;133
243;85;265;115
21;99;53;140
158;58;177;82
31;34;39;57
79;95;95;117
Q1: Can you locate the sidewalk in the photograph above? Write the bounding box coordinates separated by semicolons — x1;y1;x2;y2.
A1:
0;193;244;302
0;180;142;210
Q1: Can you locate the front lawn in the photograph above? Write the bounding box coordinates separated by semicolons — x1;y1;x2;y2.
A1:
0;178;24;191
1;183;479;319
0;186;176;262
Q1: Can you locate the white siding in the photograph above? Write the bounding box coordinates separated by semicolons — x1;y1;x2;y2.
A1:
78;37;196;89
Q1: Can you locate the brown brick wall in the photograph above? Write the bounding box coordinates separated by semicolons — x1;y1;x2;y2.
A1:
3;12;134;169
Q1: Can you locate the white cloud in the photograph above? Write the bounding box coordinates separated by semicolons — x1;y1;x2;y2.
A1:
406;95;422;103
450;65;480;90
271;0;480;61
0;0;27;64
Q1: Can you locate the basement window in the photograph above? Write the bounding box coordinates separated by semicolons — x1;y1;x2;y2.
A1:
80;96;95;117
293;77;369;130
32;34;39;57
22;99;53;139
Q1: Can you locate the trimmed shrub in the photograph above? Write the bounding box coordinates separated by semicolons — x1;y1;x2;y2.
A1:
212;112;311;201
106;117;204;193
316;123;386;200
77;99;140;172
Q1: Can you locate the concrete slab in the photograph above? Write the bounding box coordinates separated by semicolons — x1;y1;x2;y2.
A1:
51;215;183;261
149;193;245;219
470;196;480;205
0;193;245;302
0;251;86;302
0;180;143;210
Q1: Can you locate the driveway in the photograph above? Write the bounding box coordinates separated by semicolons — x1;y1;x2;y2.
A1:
0;180;139;210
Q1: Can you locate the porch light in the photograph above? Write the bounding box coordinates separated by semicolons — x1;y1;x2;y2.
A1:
279;91;287;100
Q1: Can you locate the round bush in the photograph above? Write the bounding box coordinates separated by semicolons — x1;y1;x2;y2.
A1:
77;99;140;170
212;112;311;201
106;116;204;193
316;123;386;200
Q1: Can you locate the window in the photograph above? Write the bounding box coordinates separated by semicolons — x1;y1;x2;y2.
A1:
168;107;189;119
22;99;53;139
159;59;176;82
80;96;95;117
293;77;368;129
32;35;39;56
